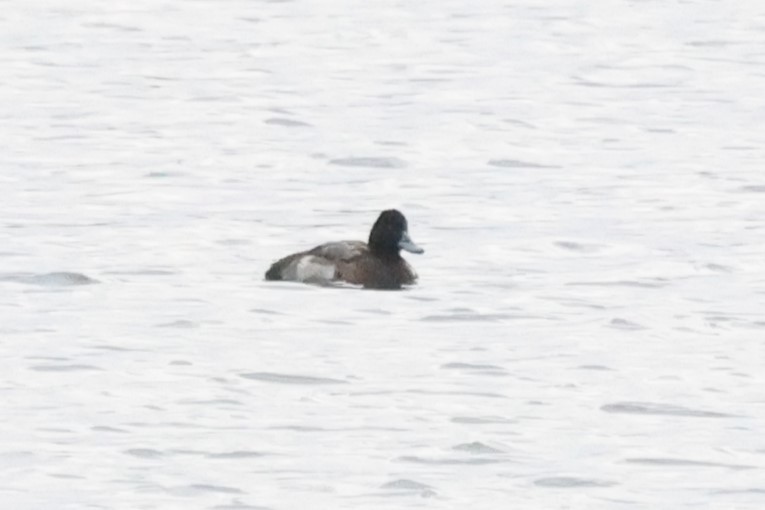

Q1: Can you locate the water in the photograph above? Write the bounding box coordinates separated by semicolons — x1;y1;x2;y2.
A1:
2;1;765;508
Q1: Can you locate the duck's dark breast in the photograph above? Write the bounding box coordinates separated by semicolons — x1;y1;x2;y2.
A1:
336;256;416;289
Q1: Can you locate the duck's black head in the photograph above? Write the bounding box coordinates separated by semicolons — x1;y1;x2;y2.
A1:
368;209;424;256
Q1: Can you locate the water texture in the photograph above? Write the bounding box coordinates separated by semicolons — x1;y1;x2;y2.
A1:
1;1;764;509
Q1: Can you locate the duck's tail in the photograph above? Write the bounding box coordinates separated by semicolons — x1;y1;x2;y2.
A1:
264;263;282;280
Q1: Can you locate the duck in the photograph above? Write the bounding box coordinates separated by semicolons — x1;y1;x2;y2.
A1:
265;209;424;289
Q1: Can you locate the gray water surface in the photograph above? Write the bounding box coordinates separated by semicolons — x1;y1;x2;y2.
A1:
2;1;764;509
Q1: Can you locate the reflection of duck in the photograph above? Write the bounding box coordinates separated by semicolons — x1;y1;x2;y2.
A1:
265;210;424;289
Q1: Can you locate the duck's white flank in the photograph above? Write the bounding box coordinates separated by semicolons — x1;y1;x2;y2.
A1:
295;256;336;283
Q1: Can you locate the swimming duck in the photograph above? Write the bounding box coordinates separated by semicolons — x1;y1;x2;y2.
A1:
265;209;424;289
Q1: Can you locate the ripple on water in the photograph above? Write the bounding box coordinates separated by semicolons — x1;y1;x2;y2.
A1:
30;364;101;372
452;442;504;454
488;159;558;169
186;484;244;494
91;426;128;433
601;401;735;418
441;362;505;371
406;389;506;399
250;308;284;316
577;364;614;371
212;504;272;510
264;117;312;127
328;157;406;169
157;320;198;328
125;448;164;459
381;479;433;491
103;268;176;276
625;458;754;470
554;241;605;253
398;455;503;465
420;312;520;322
239;372;348;385
566;279;669;288
534;477;616;488
608;318;647;330
451;416;514;424
738;185;765;193
182;398;243;406
703;263;733;273
0;272;98;286
714;489;765;495
49;473;85;480
206;451;266;459
380;479;437;498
